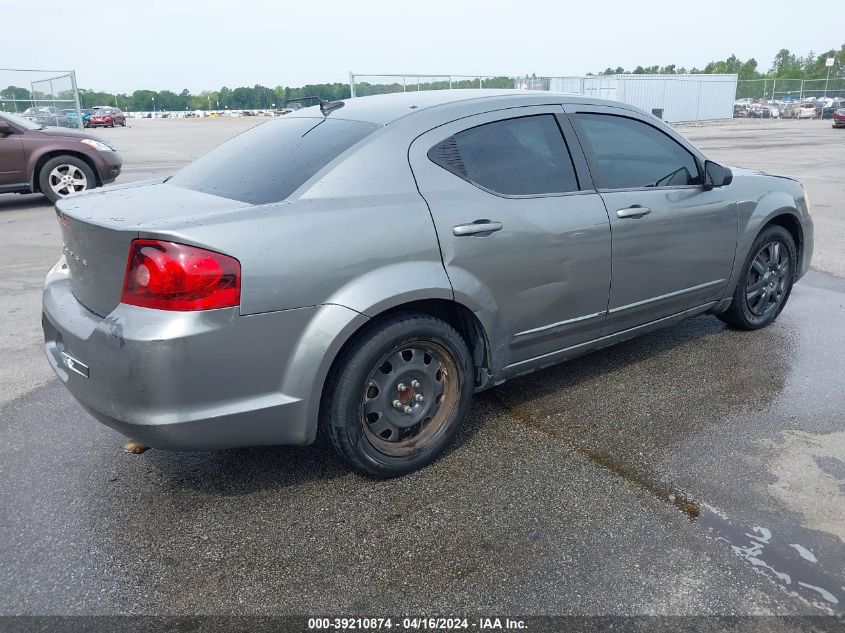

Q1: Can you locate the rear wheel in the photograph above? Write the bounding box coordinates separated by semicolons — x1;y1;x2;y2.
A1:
38;155;96;203
718;225;796;330
322;313;474;477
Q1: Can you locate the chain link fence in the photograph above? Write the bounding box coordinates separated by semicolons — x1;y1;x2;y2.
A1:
736;78;845;100
0;68;83;129
349;73;737;122
350;75;514;97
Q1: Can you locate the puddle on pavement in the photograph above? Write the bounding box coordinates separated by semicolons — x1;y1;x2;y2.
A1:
489;393;844;615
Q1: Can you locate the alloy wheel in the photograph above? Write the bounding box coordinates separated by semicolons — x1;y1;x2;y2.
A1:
745;241;790;317
48;164;88;197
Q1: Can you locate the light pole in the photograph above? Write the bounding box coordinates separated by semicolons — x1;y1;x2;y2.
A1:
207;95;211;110
152;96;155;116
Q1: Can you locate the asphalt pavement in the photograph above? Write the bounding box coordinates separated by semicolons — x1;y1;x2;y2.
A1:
0;117;842;618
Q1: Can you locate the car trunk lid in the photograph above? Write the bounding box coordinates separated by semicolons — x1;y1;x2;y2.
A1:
56;181;246;316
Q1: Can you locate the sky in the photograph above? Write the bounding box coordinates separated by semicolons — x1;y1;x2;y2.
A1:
2;0;840;93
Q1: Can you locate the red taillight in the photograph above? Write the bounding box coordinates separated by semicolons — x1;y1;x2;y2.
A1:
120;239;240;311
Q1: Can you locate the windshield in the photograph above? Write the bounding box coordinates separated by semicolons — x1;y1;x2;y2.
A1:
168;117;379;204
0;111;43;130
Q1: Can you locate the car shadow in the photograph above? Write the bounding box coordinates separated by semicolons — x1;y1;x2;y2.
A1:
146;313;742;495
142;434;350;494
0;192;50;212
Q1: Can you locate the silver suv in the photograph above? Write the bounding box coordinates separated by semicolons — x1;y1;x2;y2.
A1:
43;91;813;476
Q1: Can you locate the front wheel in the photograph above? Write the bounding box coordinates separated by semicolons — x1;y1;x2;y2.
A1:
38;155;96;203
322;313;474;477
718;225;797;330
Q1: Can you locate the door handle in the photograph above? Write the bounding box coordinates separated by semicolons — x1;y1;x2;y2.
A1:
453;220;504;236
616;206;652;219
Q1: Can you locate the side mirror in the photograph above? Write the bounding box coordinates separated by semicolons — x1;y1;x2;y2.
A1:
704;160;733;189
0;120;11;137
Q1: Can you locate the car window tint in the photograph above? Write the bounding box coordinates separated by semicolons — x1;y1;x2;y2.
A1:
428;115;579;195
169;117;379;204
574;113;701;189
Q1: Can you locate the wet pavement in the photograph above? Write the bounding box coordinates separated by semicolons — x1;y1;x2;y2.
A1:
0;118;843;616
1;272;843;616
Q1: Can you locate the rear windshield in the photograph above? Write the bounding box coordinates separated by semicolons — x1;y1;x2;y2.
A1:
168;117;379;204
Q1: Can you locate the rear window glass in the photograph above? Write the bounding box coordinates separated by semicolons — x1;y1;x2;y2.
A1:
169;117;379;204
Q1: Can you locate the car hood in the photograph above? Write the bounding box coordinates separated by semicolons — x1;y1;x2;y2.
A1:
729;165;799;184
37;127;108;142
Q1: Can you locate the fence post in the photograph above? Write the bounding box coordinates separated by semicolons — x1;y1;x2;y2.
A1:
70;70;83;130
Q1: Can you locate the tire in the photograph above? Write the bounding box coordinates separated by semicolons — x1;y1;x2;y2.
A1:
717;225;797;330
38;155;96;203
322;313;474;477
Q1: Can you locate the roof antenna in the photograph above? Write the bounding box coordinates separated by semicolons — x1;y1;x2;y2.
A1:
284;96;345;117
319;99;345;117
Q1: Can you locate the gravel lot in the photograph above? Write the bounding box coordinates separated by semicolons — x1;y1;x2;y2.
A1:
0;115;842;618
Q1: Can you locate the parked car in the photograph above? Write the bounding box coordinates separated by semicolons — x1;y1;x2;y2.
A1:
783;102;818;119
42;91;813;476
89;106;127;128
21;106;64;127
0;111;122;202
833;108;845;128
747;104;771;118
819;100;845;119
733;104;748;118
63;108;92;128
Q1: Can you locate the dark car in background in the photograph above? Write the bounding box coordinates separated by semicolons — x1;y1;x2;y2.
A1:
0;111;122;202
89;106;127;128
820;100;845;119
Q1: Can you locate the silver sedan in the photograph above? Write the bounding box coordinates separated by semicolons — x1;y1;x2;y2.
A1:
43;90;814;476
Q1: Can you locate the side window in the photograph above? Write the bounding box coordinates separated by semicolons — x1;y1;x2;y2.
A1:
573;113;701;189
428;114;579;196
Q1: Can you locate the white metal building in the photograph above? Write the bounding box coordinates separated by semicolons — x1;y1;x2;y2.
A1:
546;74;737;123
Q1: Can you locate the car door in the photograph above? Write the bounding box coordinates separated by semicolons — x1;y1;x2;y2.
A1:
564;105;738;335
409;107;611;367
0;121;26;188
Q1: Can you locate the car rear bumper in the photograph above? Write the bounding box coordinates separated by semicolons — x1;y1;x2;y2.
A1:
42;258;362;450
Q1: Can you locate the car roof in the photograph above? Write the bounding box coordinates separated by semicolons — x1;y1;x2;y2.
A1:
285;89;639;126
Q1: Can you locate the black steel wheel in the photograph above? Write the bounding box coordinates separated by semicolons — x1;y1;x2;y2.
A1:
718;224;797;330
322;313;473;477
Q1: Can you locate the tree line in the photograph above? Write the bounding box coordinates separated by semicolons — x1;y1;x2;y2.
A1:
591;44;844;80
2;44;842;112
